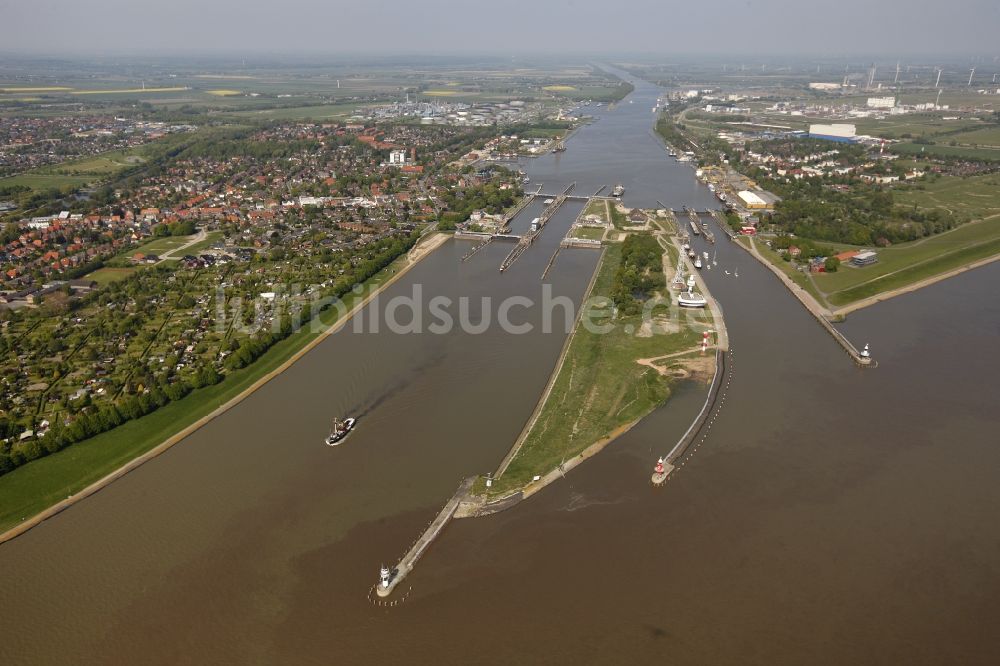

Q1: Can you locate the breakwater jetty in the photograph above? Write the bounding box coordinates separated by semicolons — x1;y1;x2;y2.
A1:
376;478;474;598
653;348;729;485
710;214;874;368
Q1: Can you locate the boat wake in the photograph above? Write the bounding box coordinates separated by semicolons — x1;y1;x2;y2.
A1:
350;350;447;420
560;492;626;513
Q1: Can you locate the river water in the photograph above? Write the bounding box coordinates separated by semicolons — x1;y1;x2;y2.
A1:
2;71;999;665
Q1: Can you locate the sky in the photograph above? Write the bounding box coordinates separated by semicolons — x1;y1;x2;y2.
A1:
3;0;999;56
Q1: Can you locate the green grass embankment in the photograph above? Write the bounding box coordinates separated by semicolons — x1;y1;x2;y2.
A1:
828;234;1000;305
493;243;703;494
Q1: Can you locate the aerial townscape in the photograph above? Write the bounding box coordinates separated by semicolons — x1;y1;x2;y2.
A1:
1;2;999;664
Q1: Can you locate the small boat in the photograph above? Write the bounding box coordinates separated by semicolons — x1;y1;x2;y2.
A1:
688;249;696;258
325;417;356;446
694;257;703;269
612;184;625;198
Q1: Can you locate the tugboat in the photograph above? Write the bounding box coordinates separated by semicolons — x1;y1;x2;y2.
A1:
325;417;356;446
612;183;625;198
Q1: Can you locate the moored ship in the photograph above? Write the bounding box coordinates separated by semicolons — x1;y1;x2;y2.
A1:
677;275;707;308
612;184;625;197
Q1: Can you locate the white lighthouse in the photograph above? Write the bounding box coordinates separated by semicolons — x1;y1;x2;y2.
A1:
861;343;870;359
380;565;391;589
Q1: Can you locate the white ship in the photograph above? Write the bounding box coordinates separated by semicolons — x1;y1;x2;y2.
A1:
677;275;707;308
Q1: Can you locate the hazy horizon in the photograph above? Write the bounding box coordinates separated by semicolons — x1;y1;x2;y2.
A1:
4;0;999;57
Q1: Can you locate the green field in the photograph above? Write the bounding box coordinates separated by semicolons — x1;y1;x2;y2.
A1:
571;226;606;240
0;173;95;191
224;102;365;121
817;216;1000;305
895;172;1000;219
947;126;1000;147
756;214;1000;308
83;266;138;285
179;231;225;255
0;250;415;535
892;142;1000;161
828;234;1000;305
492;242;703;494
0;141;160;204
34;149;148;177
128;234;197;257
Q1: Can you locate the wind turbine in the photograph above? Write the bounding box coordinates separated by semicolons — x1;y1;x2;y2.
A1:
935;67;943;88
968;67;976;86
894;61;900;84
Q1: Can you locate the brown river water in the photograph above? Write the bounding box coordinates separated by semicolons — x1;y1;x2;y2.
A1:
1;71;999;665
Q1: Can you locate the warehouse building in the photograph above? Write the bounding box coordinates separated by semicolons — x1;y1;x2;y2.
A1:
737;190;769;210
808;123;858;143
867;96;896;109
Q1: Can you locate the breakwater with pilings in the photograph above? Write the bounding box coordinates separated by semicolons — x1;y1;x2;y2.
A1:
376;478;474;597
652;349;729;485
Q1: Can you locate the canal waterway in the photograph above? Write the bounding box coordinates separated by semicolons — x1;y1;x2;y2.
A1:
2;70;999;665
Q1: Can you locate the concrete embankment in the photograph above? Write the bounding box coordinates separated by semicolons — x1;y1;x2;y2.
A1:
0;232;450;546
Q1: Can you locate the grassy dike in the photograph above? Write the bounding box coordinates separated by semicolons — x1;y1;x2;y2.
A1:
0;235;446;538
741;215;1000;314
489;241;705;495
